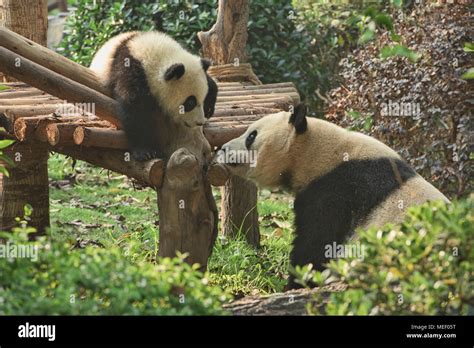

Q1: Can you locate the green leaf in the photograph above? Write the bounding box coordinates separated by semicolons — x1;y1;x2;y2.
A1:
0;139;15;149
0;153;14;167
460;67;474;80
364;116;373;131
0;165;9;177
363;7;377;18
390;32;401;42
374;14;393;31
347;110;361;119
380;44;421;63
463;43;474;53
391;0;403;8
358;29;375;45
0;84;10;91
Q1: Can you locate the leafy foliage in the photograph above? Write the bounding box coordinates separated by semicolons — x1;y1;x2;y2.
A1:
0;138;15;177
60;0;398;116
296;197;473;315
326;3;472;198
0;225;229;315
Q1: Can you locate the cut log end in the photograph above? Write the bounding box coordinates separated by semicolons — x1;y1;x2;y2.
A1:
46;123;59;146
13;118;28;141
208;163;230;186
148;160;165;188
73;126;85;145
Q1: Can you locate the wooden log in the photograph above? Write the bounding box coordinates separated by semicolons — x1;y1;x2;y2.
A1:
70;124;249;150
0;103;64;115
56;146;164;188
217;94;299;103
0;27;111;97
0;89;46;99
217;87;297;96
0;97;61;105
211;115;265;122
0;47;121;128
157;148;217;269
217;82;296;91
217;101;293;111
13;115;56;141
198;0;249;65
204;124;248;148
46;123;78;146
73;126;128;149
213;107;280;117
207;163;230;186
13;115;103;142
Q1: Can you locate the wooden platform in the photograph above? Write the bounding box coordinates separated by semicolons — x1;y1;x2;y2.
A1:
0;81;299;148
0;81;299;187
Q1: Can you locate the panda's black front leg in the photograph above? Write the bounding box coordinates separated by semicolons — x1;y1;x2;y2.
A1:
116;101;162;162
287;193;353;290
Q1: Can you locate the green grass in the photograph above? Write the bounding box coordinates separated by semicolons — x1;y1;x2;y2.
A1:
48;154;294;296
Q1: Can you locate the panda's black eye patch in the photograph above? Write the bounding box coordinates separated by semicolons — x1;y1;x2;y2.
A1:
245;130;257;149
182;96;197;112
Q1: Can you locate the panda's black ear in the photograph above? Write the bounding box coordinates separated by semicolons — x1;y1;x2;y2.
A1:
201;58;212;71
164;63;185;81
289;103;307;134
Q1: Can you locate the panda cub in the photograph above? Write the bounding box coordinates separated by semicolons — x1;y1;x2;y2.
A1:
90;31;218;161
219;104;449;288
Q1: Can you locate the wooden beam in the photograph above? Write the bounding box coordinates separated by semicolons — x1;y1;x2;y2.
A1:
0;46;121;128
56;146;164;188
0;27;111;97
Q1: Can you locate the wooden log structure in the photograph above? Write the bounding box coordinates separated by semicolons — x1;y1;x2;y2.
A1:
0;46;120;127
0;11;300;267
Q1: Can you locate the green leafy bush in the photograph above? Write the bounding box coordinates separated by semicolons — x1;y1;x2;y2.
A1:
296;197;473;315
0;227;229;315
326;3;472;199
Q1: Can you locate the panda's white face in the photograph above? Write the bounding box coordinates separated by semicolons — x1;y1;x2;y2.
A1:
218;111;295;187
128;32;210;128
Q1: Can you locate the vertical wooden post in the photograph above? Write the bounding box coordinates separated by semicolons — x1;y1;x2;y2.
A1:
0;0;50;234
198;0;260;247
0;0;48;82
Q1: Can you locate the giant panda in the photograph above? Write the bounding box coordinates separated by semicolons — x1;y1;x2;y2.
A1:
90;31;218;161
217;104;449;288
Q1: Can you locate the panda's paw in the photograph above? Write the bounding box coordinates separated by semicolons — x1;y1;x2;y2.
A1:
131;148;161;162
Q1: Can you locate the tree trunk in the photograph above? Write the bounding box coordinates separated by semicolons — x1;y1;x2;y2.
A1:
0;0;48;82
0;143;49;235
198;0;249;65
199;0;260;247
0;0;49;234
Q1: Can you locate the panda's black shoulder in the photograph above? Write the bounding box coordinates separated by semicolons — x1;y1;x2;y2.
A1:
108;34;156;109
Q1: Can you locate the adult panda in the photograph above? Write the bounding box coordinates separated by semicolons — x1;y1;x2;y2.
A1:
218;104;449;288
90;31;218;161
